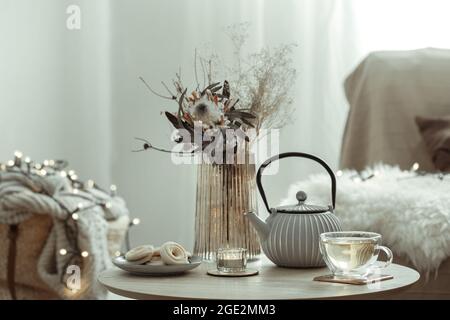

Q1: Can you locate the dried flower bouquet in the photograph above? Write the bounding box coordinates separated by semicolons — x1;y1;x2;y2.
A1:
135;24;296;161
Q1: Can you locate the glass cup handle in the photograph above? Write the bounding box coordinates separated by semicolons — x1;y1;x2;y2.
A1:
375;245;393;269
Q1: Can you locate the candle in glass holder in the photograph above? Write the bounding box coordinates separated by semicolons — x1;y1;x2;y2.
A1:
216;248;247;273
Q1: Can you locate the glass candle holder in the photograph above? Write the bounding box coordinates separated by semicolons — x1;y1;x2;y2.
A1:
216;248;247;273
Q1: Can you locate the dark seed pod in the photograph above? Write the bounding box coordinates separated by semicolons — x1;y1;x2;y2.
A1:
222;80;230;99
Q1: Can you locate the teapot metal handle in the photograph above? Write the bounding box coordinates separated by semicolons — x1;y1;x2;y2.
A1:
256;152;336;213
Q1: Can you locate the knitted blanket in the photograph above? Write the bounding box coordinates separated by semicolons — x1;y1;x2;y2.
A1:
0;170;129;299
281;165;450;275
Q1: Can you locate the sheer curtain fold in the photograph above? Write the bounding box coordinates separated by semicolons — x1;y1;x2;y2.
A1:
0;0;112;186
2;0;449;246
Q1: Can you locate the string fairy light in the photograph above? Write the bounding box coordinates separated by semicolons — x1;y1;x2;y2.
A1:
0;151;138;289
110;184;117;196
14;151;23;166
349;171;375;182
123;217;142;251
353;176;362;183
86;179;95;188
397;161;449;181
347;161;448;183
24;157;31;173
14;151;23;159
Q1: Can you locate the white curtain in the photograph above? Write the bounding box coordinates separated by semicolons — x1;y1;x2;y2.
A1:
0;0;112;185
2;0;450;248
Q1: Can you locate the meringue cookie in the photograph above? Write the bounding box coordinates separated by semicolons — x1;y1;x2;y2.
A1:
160;241;189;265
152;255;162;261
125;245;154;263
145;256;164;266
126;255;153;265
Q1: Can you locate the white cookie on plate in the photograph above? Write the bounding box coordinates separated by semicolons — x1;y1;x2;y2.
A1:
125;245;154;263
160;241;189;265
144;255;164;266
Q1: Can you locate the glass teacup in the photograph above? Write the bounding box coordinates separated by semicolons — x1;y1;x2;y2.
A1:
320;231;393;278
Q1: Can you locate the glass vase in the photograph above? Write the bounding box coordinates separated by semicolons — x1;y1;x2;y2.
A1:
193;152;261;261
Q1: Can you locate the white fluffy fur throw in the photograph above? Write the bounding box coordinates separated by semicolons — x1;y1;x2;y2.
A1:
281;165;450;274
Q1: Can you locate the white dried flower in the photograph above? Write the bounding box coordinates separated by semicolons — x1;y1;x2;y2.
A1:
190;97;221;126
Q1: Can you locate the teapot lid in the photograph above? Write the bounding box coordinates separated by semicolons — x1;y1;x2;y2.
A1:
274;191;330;214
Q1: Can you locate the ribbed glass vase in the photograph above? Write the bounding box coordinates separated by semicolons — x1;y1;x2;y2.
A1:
193;152;261;261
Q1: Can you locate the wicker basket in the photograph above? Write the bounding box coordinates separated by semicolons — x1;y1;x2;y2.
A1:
0;215;129;299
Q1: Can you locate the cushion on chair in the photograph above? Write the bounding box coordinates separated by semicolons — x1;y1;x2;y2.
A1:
415;115;450;171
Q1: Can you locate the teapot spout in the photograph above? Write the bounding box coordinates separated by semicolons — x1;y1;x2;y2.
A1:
245;211;269;240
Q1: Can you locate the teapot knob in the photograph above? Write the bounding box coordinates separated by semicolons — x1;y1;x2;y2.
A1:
296;191;307;203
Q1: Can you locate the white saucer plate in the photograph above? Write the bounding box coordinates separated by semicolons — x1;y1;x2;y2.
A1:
112;256;202;276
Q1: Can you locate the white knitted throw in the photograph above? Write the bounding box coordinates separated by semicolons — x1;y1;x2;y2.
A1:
281;164;450;275
0;170;129;299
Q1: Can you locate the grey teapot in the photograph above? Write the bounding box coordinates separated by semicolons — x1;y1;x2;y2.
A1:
246;152;342;268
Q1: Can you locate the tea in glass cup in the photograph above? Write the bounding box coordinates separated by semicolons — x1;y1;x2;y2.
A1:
320;231;393;278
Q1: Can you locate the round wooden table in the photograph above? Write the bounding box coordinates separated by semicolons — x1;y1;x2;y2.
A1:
98;258;419;300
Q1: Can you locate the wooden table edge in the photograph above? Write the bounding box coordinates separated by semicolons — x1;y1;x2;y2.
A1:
98;263;420;300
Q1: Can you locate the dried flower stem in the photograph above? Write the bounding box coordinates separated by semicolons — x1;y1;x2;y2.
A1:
161;81;176;99
194;49;200;89
132;137;197;155
139;76;175;100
